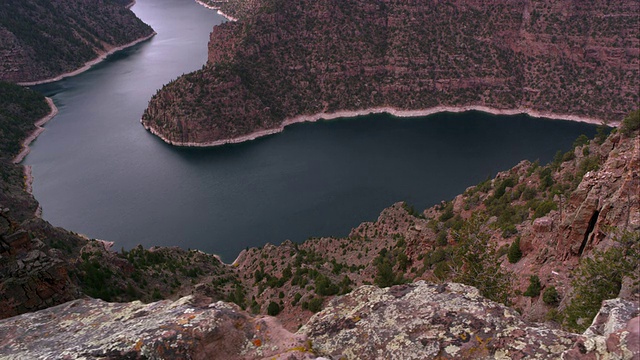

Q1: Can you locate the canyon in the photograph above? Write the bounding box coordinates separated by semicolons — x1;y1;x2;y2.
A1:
1;82;638;358
0;0;638;358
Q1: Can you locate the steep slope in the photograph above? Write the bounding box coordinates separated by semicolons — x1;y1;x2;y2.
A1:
142;0;639;145
0;83;241;319
223;116;639;332
0;0;154;84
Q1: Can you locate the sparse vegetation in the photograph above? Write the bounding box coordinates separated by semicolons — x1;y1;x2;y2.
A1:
542;286;560;306
507;237;522;264
620;109;639;136
523;275;541;297
564;232;639;332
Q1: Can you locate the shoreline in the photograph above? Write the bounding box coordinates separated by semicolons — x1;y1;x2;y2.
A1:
13;97;59;164
194;0;238;21
17;32;157;86
143;105;616;148
23;165;42;217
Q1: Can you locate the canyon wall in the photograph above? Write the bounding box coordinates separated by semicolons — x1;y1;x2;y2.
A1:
143;0;639;145
0;0;154;83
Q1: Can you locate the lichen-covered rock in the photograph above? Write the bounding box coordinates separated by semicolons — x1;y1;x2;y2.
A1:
301;281;639;359
0;282;637;359
563;299;640;360
0;296;314;360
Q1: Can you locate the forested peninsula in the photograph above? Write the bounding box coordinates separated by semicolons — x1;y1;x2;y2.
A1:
0;0;154;84
142;0;639;146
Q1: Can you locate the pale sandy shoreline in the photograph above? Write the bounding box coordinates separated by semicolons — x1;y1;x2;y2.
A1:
194;0;238;21
23;165;42;217
17;32;156;86
143;105;615;148
13;97;59;164
16;97;57;216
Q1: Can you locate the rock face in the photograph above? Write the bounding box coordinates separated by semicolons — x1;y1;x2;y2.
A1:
0;0;154;83
0;295;314;360
0;226;80;319
304;281;577;359
556;134;640;259
303;282;639;359
0;282;637;359
142;0;639;145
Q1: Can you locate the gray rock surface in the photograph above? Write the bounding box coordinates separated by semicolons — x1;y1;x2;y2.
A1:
302;281;639;360
0;282;637;359
0;295;313;360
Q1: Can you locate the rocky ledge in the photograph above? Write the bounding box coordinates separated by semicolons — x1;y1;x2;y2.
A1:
0;281;637;359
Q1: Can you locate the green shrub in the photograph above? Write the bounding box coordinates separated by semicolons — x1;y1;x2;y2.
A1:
315;274;339;296
307;297;324;313
572;134;590;148
424;248;446;267
562;151;575;162
564;238;637;332
439;202;454;222
436;231;448;246
523;275;541;297
292;292;302;306
594;125;610;144
538;167;554;190
250;300;260;314
501;224;518;238
507;237;522;264
533;199;557;219
267;301;281;316
543;286;560;306
521;187;537;201
374;257;397;288
620;109;639;136
449;214;513;305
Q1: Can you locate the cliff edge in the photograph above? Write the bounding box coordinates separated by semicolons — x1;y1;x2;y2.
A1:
0;281;637;359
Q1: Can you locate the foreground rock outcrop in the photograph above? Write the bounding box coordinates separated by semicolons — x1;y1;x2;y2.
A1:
0;281;637;359
305;282;639;359
143;0;639;145
0;295;313;359
0;0;154;84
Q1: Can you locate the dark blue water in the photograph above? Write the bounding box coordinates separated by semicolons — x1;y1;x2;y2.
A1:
26;0;598;262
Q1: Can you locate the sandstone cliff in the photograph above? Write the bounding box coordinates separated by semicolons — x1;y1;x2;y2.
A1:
0;0;154;84
142;0;639;145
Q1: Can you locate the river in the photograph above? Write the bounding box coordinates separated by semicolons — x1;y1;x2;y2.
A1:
25;0;598;262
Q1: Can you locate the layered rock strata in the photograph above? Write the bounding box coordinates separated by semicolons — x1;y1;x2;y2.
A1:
0;0;154;84
142;0;639;145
